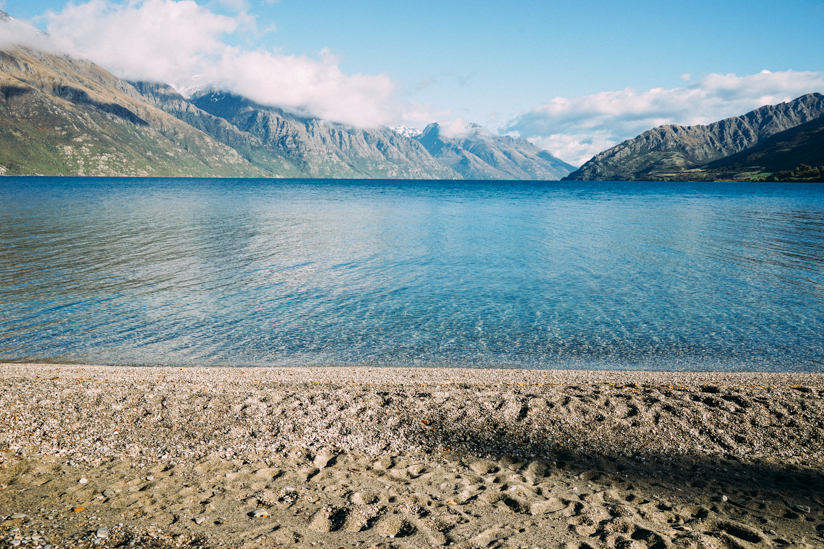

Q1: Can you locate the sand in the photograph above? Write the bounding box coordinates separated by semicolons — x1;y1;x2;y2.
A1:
1;363;823;549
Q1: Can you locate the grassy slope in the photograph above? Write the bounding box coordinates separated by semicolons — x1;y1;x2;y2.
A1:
691;116;824;181
0;48;274;177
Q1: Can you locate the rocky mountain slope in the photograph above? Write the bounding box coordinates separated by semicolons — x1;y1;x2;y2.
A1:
563;93;824;181
416;123;576;180
0;46;271;177
129;82;306;177
187;91;460;179
0;44;458;179
692;115;824;181
0;10;575;181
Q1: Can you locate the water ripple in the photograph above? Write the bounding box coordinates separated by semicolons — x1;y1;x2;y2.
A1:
1;178;823;371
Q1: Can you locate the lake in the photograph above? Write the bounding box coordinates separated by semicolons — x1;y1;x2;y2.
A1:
1;177;822;371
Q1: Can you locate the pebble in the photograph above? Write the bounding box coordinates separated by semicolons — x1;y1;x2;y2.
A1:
102;489;115;498
10;514;26;519
2;366;824;549
252;509;269;518
78;478;88;484
469;460;498;475
375;515;407;538
96;528;109;538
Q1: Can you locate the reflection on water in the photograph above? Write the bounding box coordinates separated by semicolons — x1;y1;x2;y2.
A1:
1;178;822;371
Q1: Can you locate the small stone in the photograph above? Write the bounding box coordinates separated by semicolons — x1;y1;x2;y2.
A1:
103;489;115;498
252;509;269;518
96;528;109;538
351;492;378;505
146;476;154;481
469;460;498;475
10;540;21;546
313;450;337;469
375;515;410;538
721;495;728;502
10;514;26;519
79;478;88;484
194;517;206;525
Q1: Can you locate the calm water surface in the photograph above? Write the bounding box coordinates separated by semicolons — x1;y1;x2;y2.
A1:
1;177;822;371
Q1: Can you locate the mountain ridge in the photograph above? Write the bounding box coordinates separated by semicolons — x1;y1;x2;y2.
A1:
0;30;574;180
415;123;576;180
0;46;271;177
188;91;462;179
563;93;824;181
689;115;824;181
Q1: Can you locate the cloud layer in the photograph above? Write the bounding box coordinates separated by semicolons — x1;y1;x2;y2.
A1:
504;71;824;166
0;11;55;50
41;0;399;127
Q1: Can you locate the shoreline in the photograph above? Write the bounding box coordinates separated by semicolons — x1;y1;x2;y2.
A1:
2;363;823;548
3;361;824;384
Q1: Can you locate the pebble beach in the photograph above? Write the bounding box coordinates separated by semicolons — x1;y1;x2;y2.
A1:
1;364;823;549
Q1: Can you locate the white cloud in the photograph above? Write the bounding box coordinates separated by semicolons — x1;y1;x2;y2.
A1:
44;0;239;85
437;117;475;138
207;48;397;126
0;13;55;51
39;0;401;127
504;70;824;165
525;132;615;169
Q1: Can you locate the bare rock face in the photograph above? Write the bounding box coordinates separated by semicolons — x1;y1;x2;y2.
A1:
416;122;577;180
130;81;306;177
564;93;824;181
190;91;462;180
0;46;270;177
695;115;824;181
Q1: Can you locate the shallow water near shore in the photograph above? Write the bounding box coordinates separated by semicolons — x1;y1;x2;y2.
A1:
1;177;823;371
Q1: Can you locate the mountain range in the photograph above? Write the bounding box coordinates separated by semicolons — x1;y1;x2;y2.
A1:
563;93;824;181
415;123;576;181
0;16;575;180
2;10;822;182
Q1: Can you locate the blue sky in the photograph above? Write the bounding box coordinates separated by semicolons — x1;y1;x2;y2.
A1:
2;0;823;164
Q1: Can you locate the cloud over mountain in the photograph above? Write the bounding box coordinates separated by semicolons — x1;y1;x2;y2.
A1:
0;9;53;50
504;70;824;166
41;0;399;127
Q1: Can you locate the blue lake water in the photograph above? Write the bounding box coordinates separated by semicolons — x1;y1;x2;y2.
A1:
1;177;823;371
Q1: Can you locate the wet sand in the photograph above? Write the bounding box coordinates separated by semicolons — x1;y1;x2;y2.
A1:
1;363;823;548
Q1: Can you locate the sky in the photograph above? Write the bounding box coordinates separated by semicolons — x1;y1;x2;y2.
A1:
1;0;823;165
